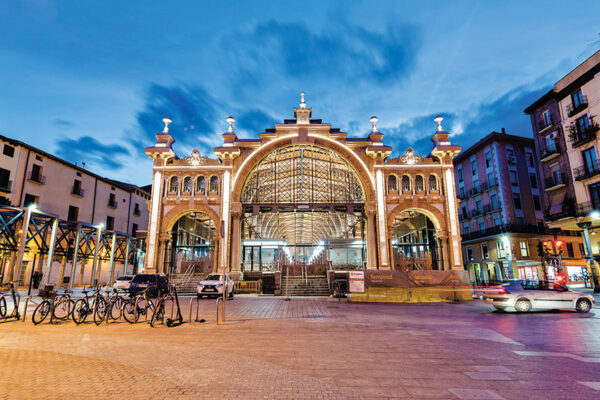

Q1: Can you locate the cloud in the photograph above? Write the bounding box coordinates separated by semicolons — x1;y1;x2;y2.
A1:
53;119;75;130
224;20;422;88
236;108;278;136
56;135;130;170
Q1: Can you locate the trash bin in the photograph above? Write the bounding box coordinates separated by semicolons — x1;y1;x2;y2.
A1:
32;271;43;289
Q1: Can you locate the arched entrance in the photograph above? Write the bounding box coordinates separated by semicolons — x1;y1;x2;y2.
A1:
390;210;442;271
166;211;216;274
239;144;367;276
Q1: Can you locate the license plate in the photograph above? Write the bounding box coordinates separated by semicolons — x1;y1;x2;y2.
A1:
138;284;148;288
205;288;216;292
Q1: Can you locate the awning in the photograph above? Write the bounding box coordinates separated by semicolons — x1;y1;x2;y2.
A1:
549;191;566;215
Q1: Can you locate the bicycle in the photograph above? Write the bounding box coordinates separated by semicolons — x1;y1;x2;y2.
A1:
0;282;21;322
103;288;128;323
32;287;57;325
52;289;75;320
122;288;157;324
72;286;108;325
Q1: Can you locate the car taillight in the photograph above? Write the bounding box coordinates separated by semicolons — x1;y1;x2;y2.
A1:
498;288;510;294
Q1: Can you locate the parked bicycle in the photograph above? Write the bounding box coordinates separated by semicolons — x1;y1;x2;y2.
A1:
102;288;128;323
32;286;58;325
52;289;75;320
122;288;157;324
72;286;108;325
0;282;21;322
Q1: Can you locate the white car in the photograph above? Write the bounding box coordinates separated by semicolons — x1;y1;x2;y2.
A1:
483;280;595;313
114;275;134;292
197;274;234;299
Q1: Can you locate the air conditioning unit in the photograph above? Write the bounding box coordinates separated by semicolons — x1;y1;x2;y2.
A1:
548;131;559;140
508;156;517;164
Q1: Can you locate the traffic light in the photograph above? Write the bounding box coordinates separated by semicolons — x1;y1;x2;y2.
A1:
542;241;553;256
554;239;564;255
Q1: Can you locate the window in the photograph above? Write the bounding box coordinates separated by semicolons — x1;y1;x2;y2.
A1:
589;182;600;209
169;176;178;193
429;175;438;191
566;242;574;258
209;176;219;193
546;133;556;148
0;168;10;190
487;172;495;185
475;199;482;213
485;152;492;168
493;216;501;227
132;223;138;237
387;175;397;192
463;223;470;235
76;171;82;177
457;166;463;182
506;149;514;158
72;179;82;196
183;176;192;193
582;147;598;173
466;246;474;261
533;195;541;211
106;216;114;231
490;193;498;209
196;176;205;194
108;193;117;208
529;173;538;189
134;203;141;216
576;114;591;133
497;241;507;258
401;175;411;192
30;164;43;183
461;205;468;219
459;187;465;199
67;206;79;221
509;171;518;186
478;219;485;231
35;155;43;161
23;193;38;207
471;159;477;176
537;219;545;231
542;110;552;126
482;243;489;260
520;241;529;257
3;144;14;157
572;89;585;108
526;152;534;168
513;193;522;209
516;217;524;225
415;175;424;192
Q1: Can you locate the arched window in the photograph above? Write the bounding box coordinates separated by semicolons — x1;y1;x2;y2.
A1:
196;176;205;194
387;175;397;192
209;176;219;193
429;175;438;191
182;176;192;193
169;176;178;193
415;175;424;192
402;175;411;193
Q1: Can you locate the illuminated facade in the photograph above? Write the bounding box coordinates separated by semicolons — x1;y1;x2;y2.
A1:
144;96;463;280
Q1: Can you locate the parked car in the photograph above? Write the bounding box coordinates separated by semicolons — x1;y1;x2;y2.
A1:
197;274;234;299
483;280;595;313
129;274;169;297
113;275;134;292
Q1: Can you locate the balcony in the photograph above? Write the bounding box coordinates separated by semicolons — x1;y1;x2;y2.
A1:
483;202;502;214
0;180;12;193
108;200;118;209
28;172;46;185
568;120;599;148
459;211;470;221
468;185;481;197
457;191;467;200
133;208;141;216
470;207;483;218
71;185;84;197
480;178;498;192
573;160;600;181
540;142;561;162
544;173;566;191
537;116;553;133
567;95;588;117
461;223;547;242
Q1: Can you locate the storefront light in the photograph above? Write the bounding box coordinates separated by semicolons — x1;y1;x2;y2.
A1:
590;210;600;220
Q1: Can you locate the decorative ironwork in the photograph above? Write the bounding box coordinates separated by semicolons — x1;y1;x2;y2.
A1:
241;144;365;205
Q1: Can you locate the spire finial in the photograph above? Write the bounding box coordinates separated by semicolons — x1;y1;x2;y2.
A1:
434;115;444;132
162;117;172;133
370;116;378;132
226;116;235;133
300;91;306;109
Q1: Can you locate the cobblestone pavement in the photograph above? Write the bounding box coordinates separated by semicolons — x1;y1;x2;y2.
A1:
2;296;600;399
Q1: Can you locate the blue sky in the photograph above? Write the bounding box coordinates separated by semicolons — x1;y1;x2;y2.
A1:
1;0;600;185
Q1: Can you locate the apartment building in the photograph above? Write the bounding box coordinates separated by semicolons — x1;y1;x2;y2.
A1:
525;49;600;290
0;134;149;236
454;131;584;285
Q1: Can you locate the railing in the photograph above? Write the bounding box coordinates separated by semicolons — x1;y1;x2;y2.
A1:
458;211;469;221
544;201;597;222
468;185;481;197
28;172;46;184
461;223;547;241
483;202;501;214
567;95;588;117
573;160;600;181
544;173;566;188
569;121;599;148
480;178;498;191
541;142;560;160
133;208;141;216
537;116;553;132
0;180;12;193
108;200;118;209
71;185;84;196
457;191;467;200
470;207;483;217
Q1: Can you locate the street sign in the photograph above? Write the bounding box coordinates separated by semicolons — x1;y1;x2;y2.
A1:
349;270;365;293
551;257;560;269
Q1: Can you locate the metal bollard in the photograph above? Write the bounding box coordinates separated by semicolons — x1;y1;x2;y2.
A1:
21;295;35;323
216;297;222;325
188;297;201;324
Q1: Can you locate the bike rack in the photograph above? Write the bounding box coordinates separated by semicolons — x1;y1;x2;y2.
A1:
216;297;222;326
188;297;202;324
21;295;36;323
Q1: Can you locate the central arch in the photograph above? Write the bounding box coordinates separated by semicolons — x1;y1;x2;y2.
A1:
232;140;374;279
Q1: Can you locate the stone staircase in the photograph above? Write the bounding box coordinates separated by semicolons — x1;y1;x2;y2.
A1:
281;275;330;296
169;272;208;294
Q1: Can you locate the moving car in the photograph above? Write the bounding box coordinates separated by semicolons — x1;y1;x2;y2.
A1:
129;274;169;297
113;275;134;292
197;274;234;299
483;280;595;313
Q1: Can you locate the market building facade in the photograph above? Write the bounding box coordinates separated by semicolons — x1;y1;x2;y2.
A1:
144;96;463;284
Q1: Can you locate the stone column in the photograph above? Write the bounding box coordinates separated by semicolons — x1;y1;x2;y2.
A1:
145;169;164;273
578;222;600;292
157;233;171;275
229;202;243;280
365;203;377;269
